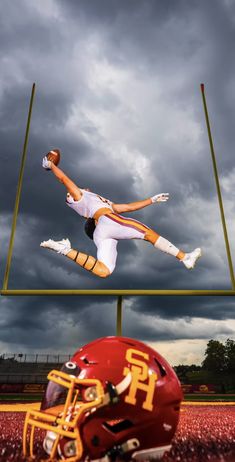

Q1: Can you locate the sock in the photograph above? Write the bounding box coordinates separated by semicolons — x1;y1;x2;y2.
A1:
154;236;179;257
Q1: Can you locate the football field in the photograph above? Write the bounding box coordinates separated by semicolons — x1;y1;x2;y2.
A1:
0;402;235;461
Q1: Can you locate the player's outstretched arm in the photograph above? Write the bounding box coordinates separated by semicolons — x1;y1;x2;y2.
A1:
112;193;169;213
42;157;82;200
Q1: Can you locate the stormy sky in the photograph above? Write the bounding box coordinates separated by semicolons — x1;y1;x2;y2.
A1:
1;0;235;365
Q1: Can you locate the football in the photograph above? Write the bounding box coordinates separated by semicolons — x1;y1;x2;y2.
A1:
46;148;61;167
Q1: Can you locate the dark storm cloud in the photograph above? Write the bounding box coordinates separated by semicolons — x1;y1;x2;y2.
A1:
0;295;118;350
64;0;235;187
131;295;235;321
0;0;235;361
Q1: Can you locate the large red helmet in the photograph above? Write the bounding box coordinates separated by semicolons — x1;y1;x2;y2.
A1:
23;336;182;461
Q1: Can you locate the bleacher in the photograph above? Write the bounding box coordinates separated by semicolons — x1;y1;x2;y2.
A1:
0;353;71;384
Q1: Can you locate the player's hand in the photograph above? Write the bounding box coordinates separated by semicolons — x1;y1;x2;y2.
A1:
42;156;52;170
151;193;169;204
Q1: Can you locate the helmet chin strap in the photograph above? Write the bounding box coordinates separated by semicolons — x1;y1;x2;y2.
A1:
90;438;140;462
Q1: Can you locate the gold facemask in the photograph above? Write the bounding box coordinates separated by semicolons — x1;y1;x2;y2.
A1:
23;369;105;462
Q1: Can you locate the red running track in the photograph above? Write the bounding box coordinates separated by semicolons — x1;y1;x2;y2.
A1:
0;404;235;461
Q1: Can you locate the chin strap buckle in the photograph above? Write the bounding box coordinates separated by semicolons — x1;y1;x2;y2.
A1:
107;439;140;461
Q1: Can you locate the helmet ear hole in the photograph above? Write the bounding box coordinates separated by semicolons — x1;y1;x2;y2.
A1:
83;386;98;402
84;218;96;240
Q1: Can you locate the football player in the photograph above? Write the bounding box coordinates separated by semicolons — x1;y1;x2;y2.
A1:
41;154;201;277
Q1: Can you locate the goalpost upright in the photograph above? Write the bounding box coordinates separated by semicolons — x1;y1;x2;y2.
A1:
200;84;235;290
2;83;36;291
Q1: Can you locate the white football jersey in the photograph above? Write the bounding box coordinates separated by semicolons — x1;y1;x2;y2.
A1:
66;189;113;218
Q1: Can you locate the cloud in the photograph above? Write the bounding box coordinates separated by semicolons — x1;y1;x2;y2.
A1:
0;0;235;362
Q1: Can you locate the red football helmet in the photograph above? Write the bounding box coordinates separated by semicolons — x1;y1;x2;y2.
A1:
23;336;182;461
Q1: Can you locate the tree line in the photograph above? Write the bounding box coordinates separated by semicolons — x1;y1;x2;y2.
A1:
175;338;235;381
202;338;235;373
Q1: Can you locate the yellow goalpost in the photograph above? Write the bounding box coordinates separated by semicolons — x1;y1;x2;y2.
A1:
1;83;234;336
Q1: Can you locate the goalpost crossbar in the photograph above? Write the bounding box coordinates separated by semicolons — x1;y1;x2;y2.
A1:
1;289;235;296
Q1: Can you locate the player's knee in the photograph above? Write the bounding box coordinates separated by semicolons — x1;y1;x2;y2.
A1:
100;268;111;278
95;261;111;278
144;229;159;245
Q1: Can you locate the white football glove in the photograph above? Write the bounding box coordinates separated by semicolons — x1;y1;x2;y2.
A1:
42;156;52;170
151;193;169;204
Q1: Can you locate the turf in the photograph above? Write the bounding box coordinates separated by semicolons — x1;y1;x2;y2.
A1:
0;403;235;461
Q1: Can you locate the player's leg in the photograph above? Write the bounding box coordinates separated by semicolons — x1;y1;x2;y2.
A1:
144;229;185;259
144;229;201;269
69;236;118;277
67;249;110;278
105;217;186;261
40;238;110;278
94;238;118;276
101;213;184;258
101;213;201;270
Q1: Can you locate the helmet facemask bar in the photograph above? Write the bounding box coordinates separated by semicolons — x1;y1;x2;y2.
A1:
23;369;105;461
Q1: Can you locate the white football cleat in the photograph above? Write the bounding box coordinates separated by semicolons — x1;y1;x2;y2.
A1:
182;248;202;269
40;238;71;256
